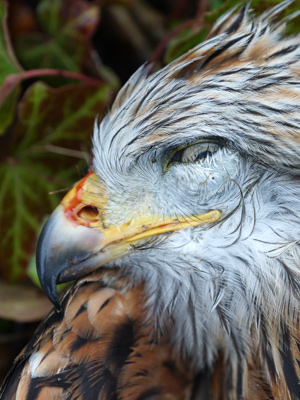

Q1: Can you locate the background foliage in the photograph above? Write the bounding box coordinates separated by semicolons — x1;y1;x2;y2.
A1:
0;0;299;380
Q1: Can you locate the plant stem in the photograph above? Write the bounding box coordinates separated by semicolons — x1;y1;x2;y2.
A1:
20;69;102;85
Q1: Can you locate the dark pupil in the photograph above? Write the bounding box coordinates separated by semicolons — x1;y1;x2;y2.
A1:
172;148;184;163
195;150;209;161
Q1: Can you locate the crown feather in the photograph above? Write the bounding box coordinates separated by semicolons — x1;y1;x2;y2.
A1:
94;1;300;176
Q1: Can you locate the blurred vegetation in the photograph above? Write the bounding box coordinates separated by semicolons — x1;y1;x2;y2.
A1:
0;0;299;380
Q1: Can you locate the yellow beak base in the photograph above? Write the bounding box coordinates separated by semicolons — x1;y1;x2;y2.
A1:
37;172;221;307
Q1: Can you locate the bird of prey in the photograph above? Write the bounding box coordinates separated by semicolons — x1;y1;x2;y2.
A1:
2;1;300;399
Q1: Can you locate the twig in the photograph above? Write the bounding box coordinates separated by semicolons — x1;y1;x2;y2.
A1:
0;68;103;108
20;69;102;85
44;144;89;160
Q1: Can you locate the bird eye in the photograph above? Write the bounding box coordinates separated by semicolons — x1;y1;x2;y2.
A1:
166;141;222;169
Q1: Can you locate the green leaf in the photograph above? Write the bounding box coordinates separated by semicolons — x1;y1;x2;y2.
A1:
27;250;70;295
0;0;22;134
209;0;224;12
0;85;20;134
0;0;22;86
0;81;113;281
14;0;101;75
27;253;41;289
37;0;62;36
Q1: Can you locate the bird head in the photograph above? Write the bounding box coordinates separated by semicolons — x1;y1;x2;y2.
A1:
37;0;300;365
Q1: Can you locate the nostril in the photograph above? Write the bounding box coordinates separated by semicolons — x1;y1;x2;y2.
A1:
77;205;99;221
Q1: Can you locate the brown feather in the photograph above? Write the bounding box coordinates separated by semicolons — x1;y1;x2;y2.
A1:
0;269;197;400
2;269;300;399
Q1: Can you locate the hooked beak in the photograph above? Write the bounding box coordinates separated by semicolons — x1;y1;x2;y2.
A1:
37;172;221;307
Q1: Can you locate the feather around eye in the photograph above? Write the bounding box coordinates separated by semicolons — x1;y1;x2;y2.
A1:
166;141;223;170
